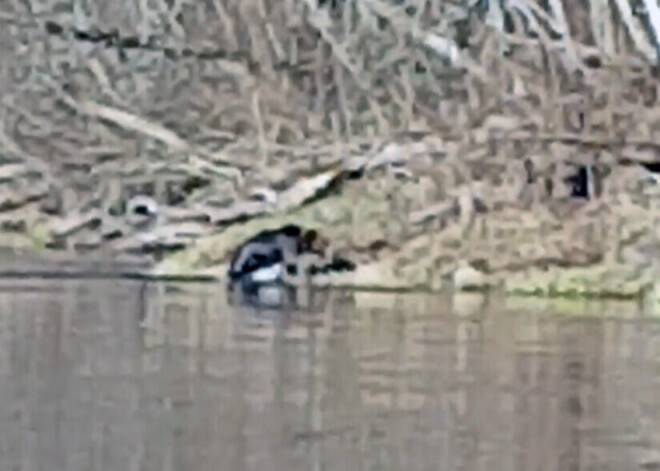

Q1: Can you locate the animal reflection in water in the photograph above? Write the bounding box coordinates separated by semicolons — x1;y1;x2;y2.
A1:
226;224;355;310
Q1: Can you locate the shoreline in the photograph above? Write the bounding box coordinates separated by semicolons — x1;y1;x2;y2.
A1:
0;245;657;316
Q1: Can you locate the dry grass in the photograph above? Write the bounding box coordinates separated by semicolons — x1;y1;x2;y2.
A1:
1;0;660;281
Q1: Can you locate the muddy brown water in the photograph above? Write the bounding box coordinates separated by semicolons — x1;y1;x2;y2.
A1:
0;278;659;471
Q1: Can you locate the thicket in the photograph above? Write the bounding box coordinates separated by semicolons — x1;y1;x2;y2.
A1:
0;0;659;214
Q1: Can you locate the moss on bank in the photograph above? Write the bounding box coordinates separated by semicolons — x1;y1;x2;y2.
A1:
153;176;660;313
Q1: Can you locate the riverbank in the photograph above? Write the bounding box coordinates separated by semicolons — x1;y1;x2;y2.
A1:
3;2;660;308
149;143;660;307
2;129;660;308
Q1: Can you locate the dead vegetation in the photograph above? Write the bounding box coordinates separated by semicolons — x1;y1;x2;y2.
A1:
1;0;660;291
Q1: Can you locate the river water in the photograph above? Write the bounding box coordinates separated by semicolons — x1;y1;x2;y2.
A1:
0;278;658;471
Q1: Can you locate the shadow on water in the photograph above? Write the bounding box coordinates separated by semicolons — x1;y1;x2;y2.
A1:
0;278;659;471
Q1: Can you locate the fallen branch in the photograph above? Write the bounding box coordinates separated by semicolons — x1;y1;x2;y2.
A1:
78;100;248;177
